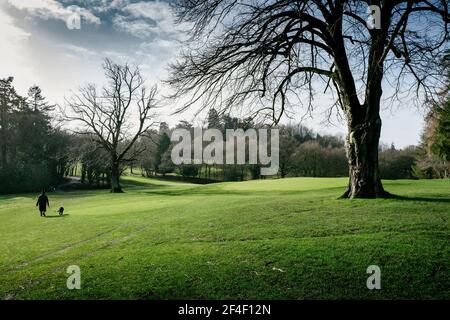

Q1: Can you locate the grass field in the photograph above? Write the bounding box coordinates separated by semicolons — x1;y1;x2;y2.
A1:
0;176;449;299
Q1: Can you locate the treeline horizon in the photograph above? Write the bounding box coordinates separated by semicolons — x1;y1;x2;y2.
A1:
129;112;420;183
1;73;448;195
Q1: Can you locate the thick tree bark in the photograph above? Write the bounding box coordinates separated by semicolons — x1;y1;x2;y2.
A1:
110;162;123;193
338;23;392;199
342;111;390;199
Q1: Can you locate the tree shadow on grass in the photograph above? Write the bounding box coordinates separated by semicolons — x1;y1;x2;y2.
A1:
389;194;450;203
120;178;191;190
44;214;70;218
142;185;345;197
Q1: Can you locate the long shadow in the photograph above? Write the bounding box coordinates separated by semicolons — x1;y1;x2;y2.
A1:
142;185;346;197
44;214;70;218
141;185;450;202
121;178;186;189
149;175;219;185
389;194;450;203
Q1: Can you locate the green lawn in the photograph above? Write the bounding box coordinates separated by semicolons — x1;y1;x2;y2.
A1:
0;176;449;299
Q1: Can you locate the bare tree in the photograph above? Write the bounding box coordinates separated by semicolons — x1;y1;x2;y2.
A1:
65;59;158;192
167;0;449;198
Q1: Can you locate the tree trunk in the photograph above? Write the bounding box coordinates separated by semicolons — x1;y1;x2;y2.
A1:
338;32;391;199
342;114;390;199
0;108;6;168
110;163;123;193
0;144;6;168
81;163;86;184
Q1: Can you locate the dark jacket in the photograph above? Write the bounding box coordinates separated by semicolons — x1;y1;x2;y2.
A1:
36;195;49;211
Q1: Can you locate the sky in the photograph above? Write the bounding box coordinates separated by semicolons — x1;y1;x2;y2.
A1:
0;0;427;148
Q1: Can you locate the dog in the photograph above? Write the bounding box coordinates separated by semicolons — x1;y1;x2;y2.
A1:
58;207;64;216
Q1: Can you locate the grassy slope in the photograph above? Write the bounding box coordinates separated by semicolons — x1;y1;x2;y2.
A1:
0;177;448;299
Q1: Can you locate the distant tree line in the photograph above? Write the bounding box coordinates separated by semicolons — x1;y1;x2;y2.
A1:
414;52;450;179
0;78;70;194
131;110;420;182
0;53;449;195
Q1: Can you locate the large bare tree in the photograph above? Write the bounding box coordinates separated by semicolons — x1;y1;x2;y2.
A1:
167;0;449;198
65;59;158;192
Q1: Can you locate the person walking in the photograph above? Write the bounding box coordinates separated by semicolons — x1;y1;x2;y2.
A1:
36;190;50;217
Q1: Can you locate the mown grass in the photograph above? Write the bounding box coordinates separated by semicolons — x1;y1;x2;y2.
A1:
0;176;448;299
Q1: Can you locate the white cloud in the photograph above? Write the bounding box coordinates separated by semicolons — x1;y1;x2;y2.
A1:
113;14;160;39
0;7;30;41
8;0;101;25
106;0;128;10
88;0;128;13
113;1;188;39
0;6;36;94
123;1;173;23
58;44;97;57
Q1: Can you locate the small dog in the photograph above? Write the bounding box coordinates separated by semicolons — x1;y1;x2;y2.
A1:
58;207;64;216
